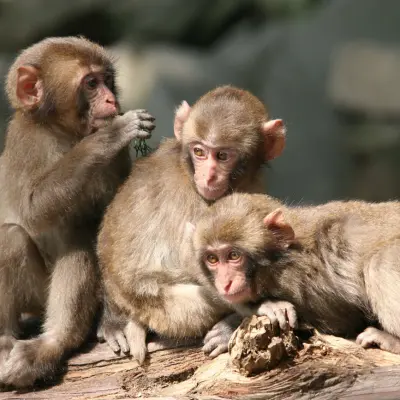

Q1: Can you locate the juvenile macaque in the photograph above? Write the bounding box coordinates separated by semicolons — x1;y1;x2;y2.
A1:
97;85;287;363
192;193;400;353
0;36;154;388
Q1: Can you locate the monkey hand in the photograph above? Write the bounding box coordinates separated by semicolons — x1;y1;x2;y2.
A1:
97;317;147;365
85;109;155;160
0;336;60;388
202;313;243;358
112;109;155;142
256;300;298;331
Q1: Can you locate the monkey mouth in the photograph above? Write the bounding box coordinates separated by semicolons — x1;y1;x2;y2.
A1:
199;186;227;201
222;288;252;304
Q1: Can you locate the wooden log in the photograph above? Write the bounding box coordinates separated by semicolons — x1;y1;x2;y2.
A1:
2;324;400;399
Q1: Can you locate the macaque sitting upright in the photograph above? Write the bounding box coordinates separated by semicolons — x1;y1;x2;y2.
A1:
0;36;154;388
97;85;289;363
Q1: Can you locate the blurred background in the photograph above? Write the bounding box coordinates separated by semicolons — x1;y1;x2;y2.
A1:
0;0;399;205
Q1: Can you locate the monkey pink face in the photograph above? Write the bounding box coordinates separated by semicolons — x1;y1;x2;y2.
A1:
204;245;253;304
190;143;239;201
81;71;119;132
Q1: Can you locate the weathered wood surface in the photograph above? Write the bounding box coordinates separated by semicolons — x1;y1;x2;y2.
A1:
2;333;400;399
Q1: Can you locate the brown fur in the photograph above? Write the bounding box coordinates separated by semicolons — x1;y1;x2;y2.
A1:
193;193;400;353
97;85;286;363
0;36;154;389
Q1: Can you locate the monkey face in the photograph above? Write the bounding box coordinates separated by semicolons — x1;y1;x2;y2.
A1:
193;193;295;305
173;86;287;202
10;37;120;137
201;244;254;304
189;143;239;201
78;68;119;134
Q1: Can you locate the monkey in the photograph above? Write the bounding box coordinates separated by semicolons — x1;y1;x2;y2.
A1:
97;85;288;364
191;192;400;354
0;36;155;388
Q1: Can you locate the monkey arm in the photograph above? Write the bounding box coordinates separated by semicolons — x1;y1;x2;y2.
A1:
21;147;106;230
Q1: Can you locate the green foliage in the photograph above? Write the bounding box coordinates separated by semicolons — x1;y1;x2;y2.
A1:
134;138;153;158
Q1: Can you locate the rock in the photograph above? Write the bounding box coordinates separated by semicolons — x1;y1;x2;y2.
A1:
328;41;400;117
228;315;300;377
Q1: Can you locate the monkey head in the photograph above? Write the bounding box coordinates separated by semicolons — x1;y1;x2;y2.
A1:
174;86;286;201
6;36;120;136
192;193;295;305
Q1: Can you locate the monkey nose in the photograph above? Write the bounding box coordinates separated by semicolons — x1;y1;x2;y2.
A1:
224;281;232;293
206;173;217;185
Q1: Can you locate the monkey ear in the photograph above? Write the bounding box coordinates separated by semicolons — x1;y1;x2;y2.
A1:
263;208;294;247
16;65;43;108
174;100;191;141
261;119;286;161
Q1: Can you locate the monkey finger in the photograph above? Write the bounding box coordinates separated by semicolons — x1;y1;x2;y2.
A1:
103;335;121;353
137;112;156;122
136;120;156;131
285;307;298;329
135;130;153;139
275;309;288;331
114;331;130;354
356;337;374;349
208;344;229;359
203;327;222;342
96;327;106;342
130;346;147;365
124;320;147;364
202;336;228;355
356;328;380;349
97;332;105;343
258;307;278;327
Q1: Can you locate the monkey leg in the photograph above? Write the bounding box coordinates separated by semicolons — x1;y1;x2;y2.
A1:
100;283;230;364
358;238;400;354
0;224;47;342
146;284;229;338
146;284;236;358
0;247;98;388
98;297;201;364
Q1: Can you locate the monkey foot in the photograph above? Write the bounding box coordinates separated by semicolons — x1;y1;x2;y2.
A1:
98;319;147;365
0;337;59;388
356;327;400;354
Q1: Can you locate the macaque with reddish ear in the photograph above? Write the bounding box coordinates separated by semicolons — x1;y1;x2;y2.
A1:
193;193;400;354
97;85;287;363
0;36;154;389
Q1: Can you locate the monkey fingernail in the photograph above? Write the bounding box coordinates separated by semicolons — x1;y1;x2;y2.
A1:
139;113;155;121
139;121;155;130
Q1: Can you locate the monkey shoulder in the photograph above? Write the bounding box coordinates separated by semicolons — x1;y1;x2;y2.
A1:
112;139;191;208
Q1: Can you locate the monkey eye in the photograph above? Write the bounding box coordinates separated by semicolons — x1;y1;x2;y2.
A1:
193;147;205;158
84;75;99;90
217;151;229;161
228;250;241;261
206;254;219;264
